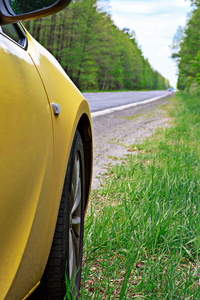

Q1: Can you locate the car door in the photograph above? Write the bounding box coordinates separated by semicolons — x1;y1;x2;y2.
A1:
0;23;54;299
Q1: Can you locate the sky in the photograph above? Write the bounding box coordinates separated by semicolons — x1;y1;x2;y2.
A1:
108;0;193;88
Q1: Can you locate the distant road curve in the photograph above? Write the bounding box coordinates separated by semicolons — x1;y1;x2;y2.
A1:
83;90;172;114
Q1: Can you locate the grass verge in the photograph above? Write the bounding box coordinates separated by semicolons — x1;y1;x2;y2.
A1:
81;92;200;299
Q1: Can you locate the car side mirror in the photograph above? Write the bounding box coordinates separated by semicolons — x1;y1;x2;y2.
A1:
0;0;71;24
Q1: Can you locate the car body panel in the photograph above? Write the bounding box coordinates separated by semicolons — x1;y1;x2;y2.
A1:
25;30;93;276
0;32;54;299
0;26;92;300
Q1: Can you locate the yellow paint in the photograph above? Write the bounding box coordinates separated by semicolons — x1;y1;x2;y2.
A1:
22;282;40;300
0;25;92;299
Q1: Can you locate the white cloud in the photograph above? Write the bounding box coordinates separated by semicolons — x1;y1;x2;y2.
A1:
109;0;192;87
110;0;191;15
109;2;154;14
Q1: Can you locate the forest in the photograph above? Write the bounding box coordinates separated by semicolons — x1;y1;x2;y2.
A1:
25;0;169;92
172;0;200;91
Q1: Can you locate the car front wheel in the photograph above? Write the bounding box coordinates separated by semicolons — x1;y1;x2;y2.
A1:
31;129;85;299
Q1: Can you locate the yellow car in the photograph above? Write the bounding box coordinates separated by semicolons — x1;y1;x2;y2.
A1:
0;1;93;299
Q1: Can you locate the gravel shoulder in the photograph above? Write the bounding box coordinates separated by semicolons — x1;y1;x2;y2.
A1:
91;96;173;189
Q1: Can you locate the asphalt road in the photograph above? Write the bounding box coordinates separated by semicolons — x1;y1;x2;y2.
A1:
83;90;171;112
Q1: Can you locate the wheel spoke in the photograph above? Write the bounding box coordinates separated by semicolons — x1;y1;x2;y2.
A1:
71;157;77;208
68;150;83;282
69;229;77;280
71;154;81;215
72;216;81;237
71;177;81;215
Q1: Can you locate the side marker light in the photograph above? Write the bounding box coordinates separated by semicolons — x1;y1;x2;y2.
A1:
51;103;61;115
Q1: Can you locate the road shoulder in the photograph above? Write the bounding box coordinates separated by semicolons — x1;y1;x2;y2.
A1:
92;97;173;189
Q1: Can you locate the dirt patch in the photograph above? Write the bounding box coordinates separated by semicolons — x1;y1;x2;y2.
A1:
91;97;173;189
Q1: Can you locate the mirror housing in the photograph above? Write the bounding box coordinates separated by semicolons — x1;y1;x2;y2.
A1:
0;0;71;24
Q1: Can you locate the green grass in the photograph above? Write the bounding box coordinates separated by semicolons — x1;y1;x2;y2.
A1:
80;92;200;299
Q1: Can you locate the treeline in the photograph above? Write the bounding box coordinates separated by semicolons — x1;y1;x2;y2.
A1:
172;0;200;91
25;0;169;91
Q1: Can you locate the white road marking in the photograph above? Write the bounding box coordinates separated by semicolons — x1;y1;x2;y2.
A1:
91;93;171;118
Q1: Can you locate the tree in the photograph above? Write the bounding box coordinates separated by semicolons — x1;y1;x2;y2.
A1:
25;0;169;91
172;1;200;90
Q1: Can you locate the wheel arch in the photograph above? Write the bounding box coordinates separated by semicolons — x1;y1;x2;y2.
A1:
77;113;93;212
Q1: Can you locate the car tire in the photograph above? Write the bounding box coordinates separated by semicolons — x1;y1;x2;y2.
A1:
30;130;85;300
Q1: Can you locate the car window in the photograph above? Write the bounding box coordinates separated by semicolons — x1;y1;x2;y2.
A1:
0;24;27;48
1;24;19;43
